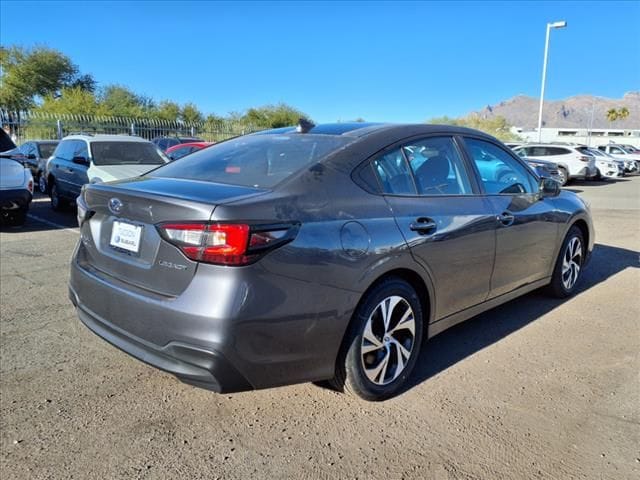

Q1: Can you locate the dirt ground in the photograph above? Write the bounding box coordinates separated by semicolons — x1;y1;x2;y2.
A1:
1;176;638;480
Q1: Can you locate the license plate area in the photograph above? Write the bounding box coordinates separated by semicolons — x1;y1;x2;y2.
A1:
110;220;143;254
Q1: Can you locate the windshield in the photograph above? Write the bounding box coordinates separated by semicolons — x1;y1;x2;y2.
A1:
151;134;354;188
38;143;58;158
90;142;167;166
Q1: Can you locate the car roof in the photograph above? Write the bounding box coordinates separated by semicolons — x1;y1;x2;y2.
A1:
61;134;150;143
254;122;497;140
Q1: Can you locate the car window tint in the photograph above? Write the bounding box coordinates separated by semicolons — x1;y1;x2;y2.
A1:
610;147;623;154
403;137;472;195
91;142;166;166
153;134;353;188
74;141;89;159
55;140;74;161
38;143;57;158
372;148;416;195
465;138;537;195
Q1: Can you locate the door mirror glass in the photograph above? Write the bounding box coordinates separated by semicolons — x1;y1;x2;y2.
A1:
540;177;560;197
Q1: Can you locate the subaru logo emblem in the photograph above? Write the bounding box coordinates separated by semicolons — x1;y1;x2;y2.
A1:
108;198;123;215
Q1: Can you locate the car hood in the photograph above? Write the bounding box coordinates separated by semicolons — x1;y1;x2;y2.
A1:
87;164;161;183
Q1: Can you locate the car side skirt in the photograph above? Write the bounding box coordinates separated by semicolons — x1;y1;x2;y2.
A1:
427;277;551;338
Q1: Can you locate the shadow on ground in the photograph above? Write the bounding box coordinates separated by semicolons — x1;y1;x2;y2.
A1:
403;242;639;393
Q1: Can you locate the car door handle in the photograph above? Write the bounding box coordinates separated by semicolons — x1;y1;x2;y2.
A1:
497;212;515;226
409;217;437;234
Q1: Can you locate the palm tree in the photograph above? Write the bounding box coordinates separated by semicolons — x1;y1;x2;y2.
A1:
618;107;630;121
606;108;619;124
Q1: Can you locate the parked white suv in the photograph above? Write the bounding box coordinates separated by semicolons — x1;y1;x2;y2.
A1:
512;144;597;185
45;134;169;211
597;144;640;173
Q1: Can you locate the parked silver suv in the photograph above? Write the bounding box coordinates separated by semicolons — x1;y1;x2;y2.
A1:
512;144;597;185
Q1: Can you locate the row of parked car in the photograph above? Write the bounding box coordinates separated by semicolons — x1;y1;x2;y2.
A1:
0;133;216;225
1;126;638;227
505;141;640;185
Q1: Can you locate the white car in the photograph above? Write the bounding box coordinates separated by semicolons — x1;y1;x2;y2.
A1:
0;158;34;226
512;144;597;186
45;134;170;211
597;144;640;173
585;148;624;179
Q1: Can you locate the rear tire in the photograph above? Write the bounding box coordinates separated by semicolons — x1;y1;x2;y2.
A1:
547;226;585;298
2;207;27;227
50;181;68;212
330;278;424;401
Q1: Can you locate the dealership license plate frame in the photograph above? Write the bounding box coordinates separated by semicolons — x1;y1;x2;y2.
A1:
110;220;143;254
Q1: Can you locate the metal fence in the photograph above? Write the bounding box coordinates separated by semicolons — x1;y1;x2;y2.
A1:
0;110;263;145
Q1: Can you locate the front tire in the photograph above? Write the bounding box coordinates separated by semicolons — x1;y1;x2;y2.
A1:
547;226;585;298
331;278;424;401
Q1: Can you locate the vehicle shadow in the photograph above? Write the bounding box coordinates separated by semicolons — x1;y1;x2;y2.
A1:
0;195;78;233
570;178;629;188
401;242;639;394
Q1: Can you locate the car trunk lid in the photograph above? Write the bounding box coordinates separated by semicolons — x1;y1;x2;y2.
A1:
78;177;267;296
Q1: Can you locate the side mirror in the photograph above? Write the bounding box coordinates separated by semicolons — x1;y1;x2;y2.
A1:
72;156;89;166
539;177;560;198
27;153;36;160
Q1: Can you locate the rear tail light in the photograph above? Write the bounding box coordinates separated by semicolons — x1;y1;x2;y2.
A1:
578;156;591;162
158;222;298;266
27;179;33;194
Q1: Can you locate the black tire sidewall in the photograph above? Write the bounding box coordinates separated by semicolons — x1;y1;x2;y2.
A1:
343;278;424;401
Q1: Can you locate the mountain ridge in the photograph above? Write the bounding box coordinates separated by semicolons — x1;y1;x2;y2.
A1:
471;92;639;130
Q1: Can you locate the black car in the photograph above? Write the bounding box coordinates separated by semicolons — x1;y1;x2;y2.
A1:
71;123;594;401
151;136;205;152
4;140;59;193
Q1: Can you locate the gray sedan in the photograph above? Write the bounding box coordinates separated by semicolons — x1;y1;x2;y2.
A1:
70;123;594;401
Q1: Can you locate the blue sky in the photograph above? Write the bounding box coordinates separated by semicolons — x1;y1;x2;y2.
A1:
1;0;639;122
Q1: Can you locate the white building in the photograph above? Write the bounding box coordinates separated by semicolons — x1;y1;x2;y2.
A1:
512;127;640;147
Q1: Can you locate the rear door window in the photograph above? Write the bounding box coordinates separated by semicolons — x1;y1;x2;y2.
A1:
372;148;417;195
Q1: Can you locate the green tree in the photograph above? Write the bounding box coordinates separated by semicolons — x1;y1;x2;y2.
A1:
606;108;619;123
427;114;518;141
0;45;92;110
97;85;150;117
36;87;99;115
242;103;309;128
618;107;629;121
155;100;180;121
181;102;203;123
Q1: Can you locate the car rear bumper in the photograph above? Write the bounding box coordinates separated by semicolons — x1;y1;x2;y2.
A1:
68;285;252;392
0;189;32;210
68;242;355;393
571;166;598;179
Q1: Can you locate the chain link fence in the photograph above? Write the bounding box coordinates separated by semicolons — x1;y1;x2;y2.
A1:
1;110;263;145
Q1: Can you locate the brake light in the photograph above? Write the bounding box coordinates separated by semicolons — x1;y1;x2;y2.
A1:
158;222;298;266
27;179;33;194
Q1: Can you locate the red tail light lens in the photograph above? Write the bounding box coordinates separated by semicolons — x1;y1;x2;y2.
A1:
158;222;297;266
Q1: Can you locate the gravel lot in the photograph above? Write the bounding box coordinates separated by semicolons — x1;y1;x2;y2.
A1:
1;176;638;480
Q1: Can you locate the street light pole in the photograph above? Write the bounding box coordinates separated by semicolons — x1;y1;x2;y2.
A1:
537;20;567;143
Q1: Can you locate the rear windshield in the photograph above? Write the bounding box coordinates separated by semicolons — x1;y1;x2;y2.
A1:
179;138;204;144
38;143;58;158
90;142;167;166
151;134;354;188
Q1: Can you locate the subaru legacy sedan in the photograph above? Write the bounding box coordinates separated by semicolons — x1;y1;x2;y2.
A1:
70;123;593;401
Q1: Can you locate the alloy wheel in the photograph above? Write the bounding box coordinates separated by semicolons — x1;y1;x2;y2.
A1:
562;237;582;290
360;295;416;386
